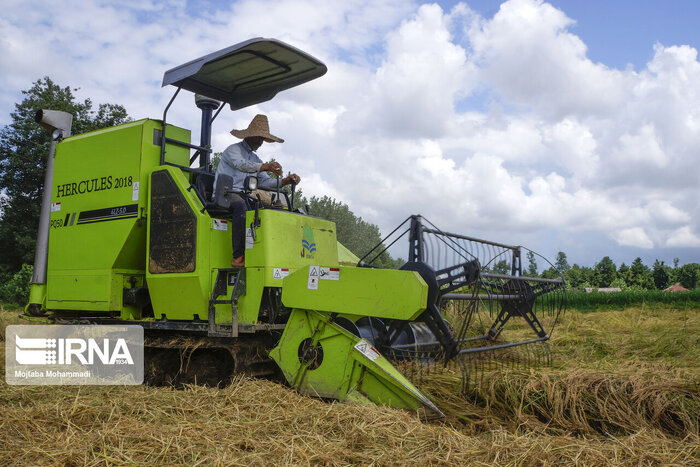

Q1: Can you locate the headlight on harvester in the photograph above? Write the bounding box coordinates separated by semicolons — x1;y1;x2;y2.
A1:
244;175;258;191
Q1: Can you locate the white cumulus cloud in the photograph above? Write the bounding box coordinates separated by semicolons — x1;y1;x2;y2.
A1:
666;226;700;248
1;0;699;265
613;228;654;249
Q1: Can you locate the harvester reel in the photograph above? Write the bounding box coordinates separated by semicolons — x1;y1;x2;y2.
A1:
361;215;566;393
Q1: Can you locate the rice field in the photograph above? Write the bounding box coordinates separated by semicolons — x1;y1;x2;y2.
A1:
0;303;698;466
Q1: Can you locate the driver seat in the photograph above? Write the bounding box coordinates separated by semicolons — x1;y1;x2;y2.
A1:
195;173;238;216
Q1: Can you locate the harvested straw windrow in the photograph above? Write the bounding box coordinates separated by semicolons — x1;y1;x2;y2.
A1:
418;366;699;438
1;373;698;466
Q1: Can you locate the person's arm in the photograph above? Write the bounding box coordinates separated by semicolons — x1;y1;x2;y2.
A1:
257;172;300;190
256;169;280;190
253;161;285;190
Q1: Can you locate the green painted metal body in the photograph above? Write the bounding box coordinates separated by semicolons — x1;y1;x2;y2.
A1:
269;309;443;419
27;118;439;416
281;265;428;320
39;119;189;317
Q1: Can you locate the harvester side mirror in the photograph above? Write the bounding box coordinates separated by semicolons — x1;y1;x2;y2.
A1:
244;175;258;192
214;174;233;209
35;109;73;137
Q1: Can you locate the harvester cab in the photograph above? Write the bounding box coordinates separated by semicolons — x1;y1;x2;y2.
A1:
24;38;566;419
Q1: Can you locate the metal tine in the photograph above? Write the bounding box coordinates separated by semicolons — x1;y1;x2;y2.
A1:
471;353;479;397
468;352;480;395
461;359;468;397
458;353;468;395
532;341;541;368
541;341;550;367
477;351;484;390
458;352;468;395
540;341;546;367
531;343;541;369
471;353;480;395
448;286;476;350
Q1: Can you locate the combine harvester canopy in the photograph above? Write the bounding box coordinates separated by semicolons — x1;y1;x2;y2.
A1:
25;38;565;419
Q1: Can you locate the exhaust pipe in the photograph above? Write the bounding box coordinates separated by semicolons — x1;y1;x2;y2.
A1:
194;94;220;171
27;109;72;314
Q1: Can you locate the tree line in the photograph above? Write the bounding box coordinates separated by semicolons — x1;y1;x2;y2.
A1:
522;251;698;291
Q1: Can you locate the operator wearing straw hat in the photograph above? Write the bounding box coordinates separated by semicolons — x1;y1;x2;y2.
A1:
214;114;300;268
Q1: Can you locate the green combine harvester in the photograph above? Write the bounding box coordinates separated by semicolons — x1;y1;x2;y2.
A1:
24;38;566;419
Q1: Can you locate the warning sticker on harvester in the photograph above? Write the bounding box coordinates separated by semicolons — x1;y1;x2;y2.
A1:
245;228;254;249
51;202;61;212
307;265;319;290
132;181;140;201
319;267;340;281
213;219;228;231
354;339;380;361
273;268;290;280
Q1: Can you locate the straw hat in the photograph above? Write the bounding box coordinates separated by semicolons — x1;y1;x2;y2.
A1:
230;114;284;143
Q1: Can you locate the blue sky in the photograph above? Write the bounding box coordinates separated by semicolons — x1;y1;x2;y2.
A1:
451;0;700;70
0;0;699;269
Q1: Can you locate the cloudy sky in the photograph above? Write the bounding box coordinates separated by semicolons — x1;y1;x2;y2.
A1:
1;0;699;268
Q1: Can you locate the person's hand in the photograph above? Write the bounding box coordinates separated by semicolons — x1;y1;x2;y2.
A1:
281;174;301;186
260;161;282;176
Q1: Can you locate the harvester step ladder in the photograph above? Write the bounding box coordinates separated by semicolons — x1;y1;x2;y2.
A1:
208;267;246;337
